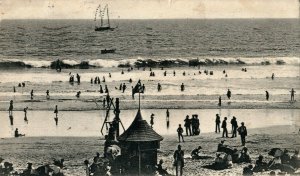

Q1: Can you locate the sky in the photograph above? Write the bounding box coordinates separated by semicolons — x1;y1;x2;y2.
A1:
0;0;299;19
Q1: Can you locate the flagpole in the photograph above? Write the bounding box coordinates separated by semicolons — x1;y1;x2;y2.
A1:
138;91;141;110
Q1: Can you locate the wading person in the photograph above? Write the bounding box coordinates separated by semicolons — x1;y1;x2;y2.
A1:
215;114;221;133
166;109;170;128
290;88;296;101
30;89;34;100
180;83;185;92
226;89;231;100
173;145;184;176
8;100;13;116
150;113;155;128
237;122;247;146
24;107;28;122
222;117;228;138
177;124;184;143
54;105;58;118
46;90;50;99
218;96;222;106
266;91;269;101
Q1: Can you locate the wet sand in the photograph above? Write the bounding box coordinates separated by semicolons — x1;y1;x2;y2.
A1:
0;125;299;176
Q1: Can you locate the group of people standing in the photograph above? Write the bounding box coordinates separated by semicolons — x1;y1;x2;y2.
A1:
215;114;248;146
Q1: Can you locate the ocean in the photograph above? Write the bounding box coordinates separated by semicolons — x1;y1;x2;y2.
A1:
0;19;299;69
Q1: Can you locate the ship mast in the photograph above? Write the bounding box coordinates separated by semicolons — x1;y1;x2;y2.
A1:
106;5;110;27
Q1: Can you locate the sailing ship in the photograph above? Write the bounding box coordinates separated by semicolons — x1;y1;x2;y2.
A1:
94;4;114;31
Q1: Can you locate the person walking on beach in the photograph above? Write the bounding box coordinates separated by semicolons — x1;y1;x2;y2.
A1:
173;70;176;76
173;145;184;176
222;117;228;138
218;96;222;106
231;117;238;138
180;83;185;92
91;78;93;84
226;89;231;100
150;113;155;128
290;88;296;102
215;114;221;133
13;86;16;93
46;90;50;99
8;100;13;116
24;107;28;122
164;71;167;76
177;124;184;143
237;122;247;146
30;90;34;100
142;84;145;93
271;73;275;80
266;91;269;101
184;115;191;136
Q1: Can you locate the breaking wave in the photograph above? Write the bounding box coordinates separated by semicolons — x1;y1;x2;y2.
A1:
0;57;298;69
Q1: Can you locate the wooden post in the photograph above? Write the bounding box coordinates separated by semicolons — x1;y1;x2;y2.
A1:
138;143;141;175
115;98;120;137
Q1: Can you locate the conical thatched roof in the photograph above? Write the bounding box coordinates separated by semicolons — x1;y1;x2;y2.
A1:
117;109;163;142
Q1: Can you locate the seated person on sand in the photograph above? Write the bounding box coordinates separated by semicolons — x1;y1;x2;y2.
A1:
268;155;296;174
156;159;169;176
212;153;233;170
243;164;254;176
231;149;240;163
291;150;300;169
90;157;110;176
217;140;234;154
281;149;291;165
238;147;251;163
14;128;25;137
253;155;268;172
191;146;202;159
0;158;14;175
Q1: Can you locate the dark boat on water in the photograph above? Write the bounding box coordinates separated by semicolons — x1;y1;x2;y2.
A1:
94;4;114;31
101;49;116;54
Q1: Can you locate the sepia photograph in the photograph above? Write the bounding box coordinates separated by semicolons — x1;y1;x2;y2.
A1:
0;0;299;175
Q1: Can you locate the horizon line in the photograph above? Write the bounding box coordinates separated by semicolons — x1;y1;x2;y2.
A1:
1;17;299;20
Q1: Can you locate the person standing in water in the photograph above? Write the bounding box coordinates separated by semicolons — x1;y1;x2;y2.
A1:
290;88;296;102
180;83;185;92
8;100;13;116
166;109;170;128
30;90;34;100
271;73;275;80
265;91;269;101
226;89;231;100
13;86;16;93
24;107;28;122
150;113;155;128
54;105;58;125
215;114;221;133
46;90;50;99
218;96;222;106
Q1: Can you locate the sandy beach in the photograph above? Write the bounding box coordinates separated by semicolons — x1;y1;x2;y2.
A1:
0;125;299;176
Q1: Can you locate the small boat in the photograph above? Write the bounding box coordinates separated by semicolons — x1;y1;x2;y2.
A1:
101;49;116;54
94;4;114;31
